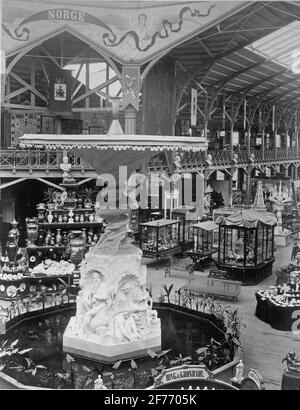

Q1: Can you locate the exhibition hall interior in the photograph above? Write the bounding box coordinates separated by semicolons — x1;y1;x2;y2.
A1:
2;0;300;390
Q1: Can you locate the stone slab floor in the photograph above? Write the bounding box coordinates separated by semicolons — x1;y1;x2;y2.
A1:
144;243;297;390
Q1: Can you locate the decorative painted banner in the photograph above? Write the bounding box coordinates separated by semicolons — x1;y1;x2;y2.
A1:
191;87;198;126
3;1;246;64
122;66;140;111
3;8;115;42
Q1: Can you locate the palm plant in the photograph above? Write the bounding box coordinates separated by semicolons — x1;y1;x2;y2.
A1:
43;187;59;204
162;284;174;304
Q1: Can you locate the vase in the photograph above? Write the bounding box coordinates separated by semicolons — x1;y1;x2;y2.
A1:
75;213;80;223
47;210;53;224
80;214;85;223
63;214;68;223
68;209;74;224
58;214;63;223
26;218;38;246
56;229;62;246
89;213;95;223
85;211;90;222
6;232;18;264
53;212;58;223
68;230;85;267
45;230;52;246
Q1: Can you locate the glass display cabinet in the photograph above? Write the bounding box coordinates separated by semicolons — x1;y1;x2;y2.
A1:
216;210;276;285
171;206;196;252
186;221;219;268
139;219;181;260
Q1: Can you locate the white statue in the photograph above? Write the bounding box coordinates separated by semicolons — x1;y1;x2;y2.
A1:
233;360;244;383
60;155;72;180
63;210;161;362
94;375;108;390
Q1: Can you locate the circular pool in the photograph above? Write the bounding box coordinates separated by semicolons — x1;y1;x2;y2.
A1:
1;304;225;389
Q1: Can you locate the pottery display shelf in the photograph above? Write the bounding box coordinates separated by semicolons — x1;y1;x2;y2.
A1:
27;199;104;268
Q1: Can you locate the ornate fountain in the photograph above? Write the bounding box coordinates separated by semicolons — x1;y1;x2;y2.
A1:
20;107;206;363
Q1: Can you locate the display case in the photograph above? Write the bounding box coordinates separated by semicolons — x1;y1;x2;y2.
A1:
186;221;219;268
171;206;196;252
139;219;181;260
216;210;276;285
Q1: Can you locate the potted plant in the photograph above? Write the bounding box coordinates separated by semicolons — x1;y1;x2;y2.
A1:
44;188;59;209
82;188;95;209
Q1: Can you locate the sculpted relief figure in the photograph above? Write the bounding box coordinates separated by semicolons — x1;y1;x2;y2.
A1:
76;271;109;338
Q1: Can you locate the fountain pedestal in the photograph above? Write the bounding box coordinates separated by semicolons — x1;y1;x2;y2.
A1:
63;210;161;363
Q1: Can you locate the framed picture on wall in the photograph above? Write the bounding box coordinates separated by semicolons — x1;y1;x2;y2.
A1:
41;116;55;134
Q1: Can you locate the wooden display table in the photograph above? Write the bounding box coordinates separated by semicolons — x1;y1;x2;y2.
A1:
255;291;300;331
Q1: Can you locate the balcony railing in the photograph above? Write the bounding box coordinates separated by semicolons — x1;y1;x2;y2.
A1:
0;150;91;173
1;148;300;175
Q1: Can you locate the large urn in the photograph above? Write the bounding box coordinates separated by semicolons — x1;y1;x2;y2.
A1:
6;232;18;264
68;230;85;268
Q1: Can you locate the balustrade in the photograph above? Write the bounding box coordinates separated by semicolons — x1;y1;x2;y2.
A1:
1;147;300;176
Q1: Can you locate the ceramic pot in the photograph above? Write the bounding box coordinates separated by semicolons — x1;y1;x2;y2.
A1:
45;230;52;246
6;232;18;263
47;210;54;224
68;231;85;266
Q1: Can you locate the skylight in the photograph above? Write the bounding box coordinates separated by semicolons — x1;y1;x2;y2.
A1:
247;20;300;70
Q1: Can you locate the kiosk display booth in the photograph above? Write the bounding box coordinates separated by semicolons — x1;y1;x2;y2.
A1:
186;220;218;269
215;210;276;285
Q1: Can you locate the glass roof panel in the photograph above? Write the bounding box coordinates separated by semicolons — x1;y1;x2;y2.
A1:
247;20;300;70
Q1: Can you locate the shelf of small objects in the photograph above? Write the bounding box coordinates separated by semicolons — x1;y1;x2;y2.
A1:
257;277;300;308
0;258;75;300
142;240;180;253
